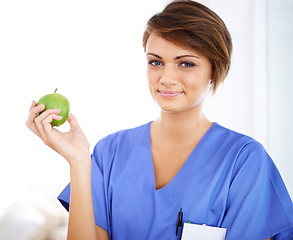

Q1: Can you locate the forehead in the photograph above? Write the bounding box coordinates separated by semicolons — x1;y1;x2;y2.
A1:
146;33;201;57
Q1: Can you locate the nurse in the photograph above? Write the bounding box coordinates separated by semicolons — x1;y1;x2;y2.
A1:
26;0;293;239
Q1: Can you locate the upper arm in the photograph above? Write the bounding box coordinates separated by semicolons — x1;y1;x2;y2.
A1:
96;225;109;240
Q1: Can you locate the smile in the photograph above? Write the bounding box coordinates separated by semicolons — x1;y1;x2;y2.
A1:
159;90;184;98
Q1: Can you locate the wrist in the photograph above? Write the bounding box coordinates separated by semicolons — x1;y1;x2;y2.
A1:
69;153;92;173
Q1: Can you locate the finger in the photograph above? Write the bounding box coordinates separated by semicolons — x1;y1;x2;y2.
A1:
34;109;61;139
43;113;63;137
35;108;61;123
36;113;62;148
26;102;45;125
29;100;37;111
31;103;46;115
26;101;45;136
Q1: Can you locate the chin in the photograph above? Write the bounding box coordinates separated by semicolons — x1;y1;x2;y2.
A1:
158;102;203;115
160;108;177;114
159;105;187;114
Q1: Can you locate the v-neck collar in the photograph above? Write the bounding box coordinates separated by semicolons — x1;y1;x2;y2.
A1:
146;121;216;192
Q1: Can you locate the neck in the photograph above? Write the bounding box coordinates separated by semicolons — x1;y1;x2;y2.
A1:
154;105;212;141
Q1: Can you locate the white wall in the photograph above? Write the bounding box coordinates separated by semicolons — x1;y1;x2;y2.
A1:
0;0;165;215
267;0;293;197
0;0;292;218
202;0;268;145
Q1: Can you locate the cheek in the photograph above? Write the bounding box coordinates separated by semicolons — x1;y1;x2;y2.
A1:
147;70;160;101
180;73;211;95
147;69;159;87
148;83;157;102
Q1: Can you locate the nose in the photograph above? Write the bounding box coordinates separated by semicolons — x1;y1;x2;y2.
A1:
160;64;179;86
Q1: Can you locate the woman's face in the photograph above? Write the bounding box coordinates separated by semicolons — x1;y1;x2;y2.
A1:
146;33;212;114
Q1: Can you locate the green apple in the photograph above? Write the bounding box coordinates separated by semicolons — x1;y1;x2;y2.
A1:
36;89;70;126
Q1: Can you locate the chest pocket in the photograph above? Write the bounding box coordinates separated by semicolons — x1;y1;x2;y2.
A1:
168;223;183;240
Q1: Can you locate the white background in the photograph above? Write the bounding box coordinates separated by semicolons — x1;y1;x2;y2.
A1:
0;0;292;221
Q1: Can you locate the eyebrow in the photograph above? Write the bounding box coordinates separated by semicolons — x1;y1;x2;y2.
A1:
146;53;200;60
175;54;200;60
146;53;162;59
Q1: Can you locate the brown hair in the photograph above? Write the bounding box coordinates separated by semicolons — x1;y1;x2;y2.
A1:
143;0;232;93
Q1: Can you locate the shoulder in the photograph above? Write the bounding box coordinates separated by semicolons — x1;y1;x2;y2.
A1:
101;122;151;146
211;122;255;144
217;124;293;238
211;122;271;172
210;122;265;155
212;122;268;150
92;122;151;158
213;124;278;189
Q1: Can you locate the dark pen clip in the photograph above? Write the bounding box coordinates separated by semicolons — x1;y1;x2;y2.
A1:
176;208;183;236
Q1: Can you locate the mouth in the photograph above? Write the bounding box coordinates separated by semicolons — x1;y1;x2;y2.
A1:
159;90;184;98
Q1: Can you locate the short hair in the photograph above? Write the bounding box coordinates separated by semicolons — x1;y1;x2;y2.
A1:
143;0;232;93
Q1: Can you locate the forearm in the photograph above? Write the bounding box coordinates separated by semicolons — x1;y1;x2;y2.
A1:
67;156;97;240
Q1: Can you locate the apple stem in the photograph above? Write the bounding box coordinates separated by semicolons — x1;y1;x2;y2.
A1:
54;88;57;94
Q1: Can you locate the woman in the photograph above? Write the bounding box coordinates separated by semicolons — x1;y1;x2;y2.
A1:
26;0;293;239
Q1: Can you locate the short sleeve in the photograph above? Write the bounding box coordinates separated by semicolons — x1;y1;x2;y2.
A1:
222;141;293;240
57;138;110;232
58;182;70;211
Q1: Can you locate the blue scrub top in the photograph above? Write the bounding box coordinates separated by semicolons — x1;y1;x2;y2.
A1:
58;122;293;240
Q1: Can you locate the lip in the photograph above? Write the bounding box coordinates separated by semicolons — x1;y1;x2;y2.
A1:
159;90;184;98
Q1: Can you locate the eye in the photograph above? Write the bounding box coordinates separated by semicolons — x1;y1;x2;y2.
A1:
179;62;195;68
148;60;163;67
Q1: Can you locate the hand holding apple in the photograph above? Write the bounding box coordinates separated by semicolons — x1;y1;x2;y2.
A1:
37;88;70;126
25;90;90;166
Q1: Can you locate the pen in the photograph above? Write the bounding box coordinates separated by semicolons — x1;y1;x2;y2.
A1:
176;208;183;236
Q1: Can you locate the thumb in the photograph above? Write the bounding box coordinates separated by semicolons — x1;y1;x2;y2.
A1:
67;113;79;129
